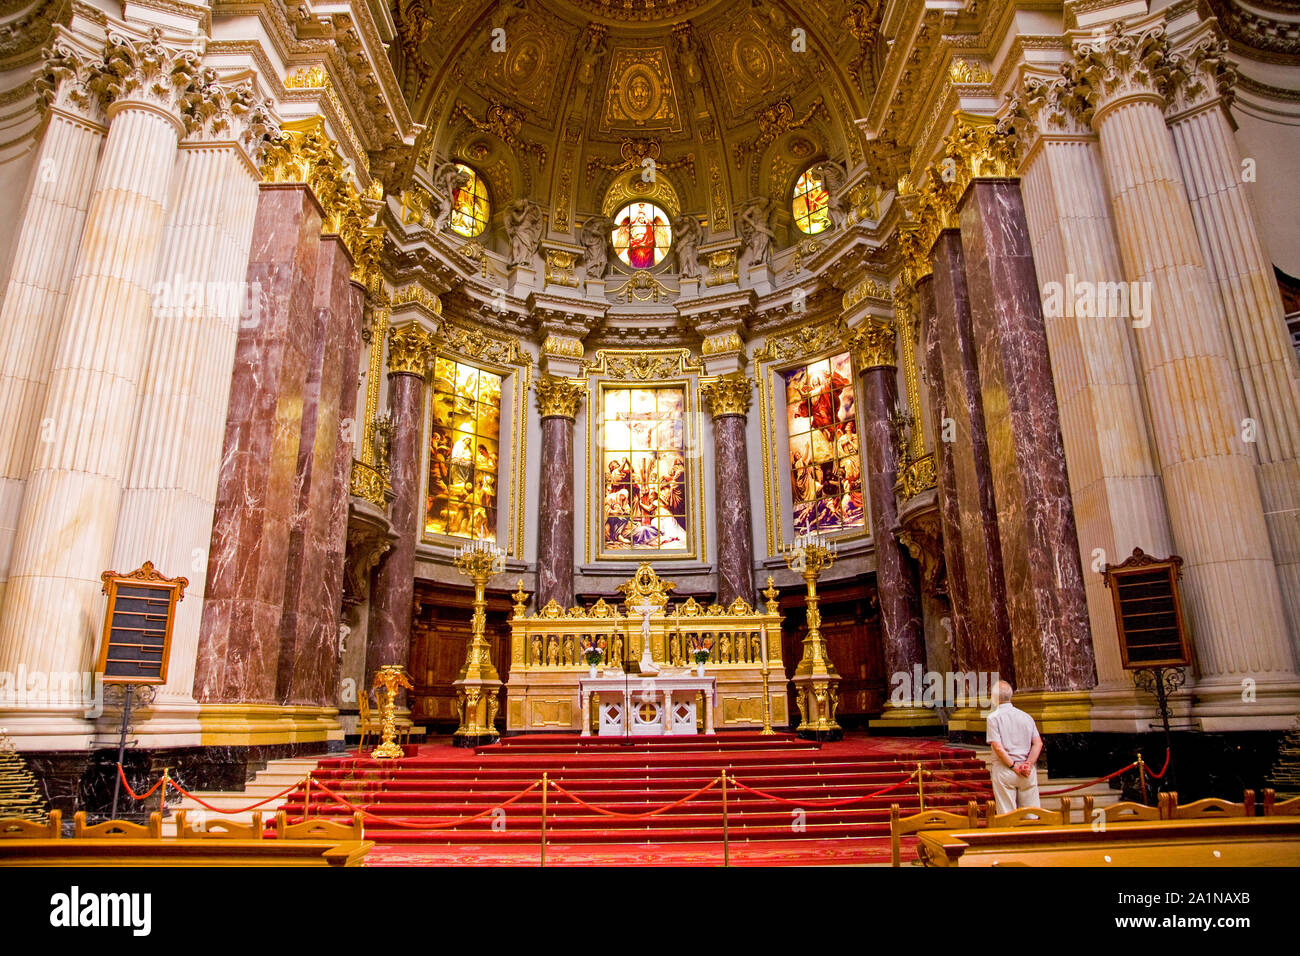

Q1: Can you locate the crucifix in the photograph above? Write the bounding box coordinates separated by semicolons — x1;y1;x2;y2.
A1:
634;597;659;675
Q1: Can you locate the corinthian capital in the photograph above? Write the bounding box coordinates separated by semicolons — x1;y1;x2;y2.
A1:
848;321;897;371
387;322;435;378
535;376;585;420
699;373;754;418
1166;33;1236;118
1071;21;1172;121
36;33;107;124
1003;68;1093;159
95;27;205;126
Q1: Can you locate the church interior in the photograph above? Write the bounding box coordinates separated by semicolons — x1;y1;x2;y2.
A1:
1;0;1299;869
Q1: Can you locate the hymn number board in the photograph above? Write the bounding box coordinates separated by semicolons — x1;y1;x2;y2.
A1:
97;562;188;685
1103;549;1191;669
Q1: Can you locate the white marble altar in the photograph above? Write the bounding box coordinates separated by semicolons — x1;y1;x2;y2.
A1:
578;670;717;737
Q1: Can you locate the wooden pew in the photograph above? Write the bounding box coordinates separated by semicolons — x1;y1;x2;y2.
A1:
985;802;1065;827
1262;789;1300;817
0;838;372;866
175;809;264;840
916;817;1300;867
74;811;162;839
890;802;980;867
1160;791;1254;819
275;810;364;841
0;811;61;839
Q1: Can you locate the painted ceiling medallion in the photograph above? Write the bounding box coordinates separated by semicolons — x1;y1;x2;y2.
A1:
603;47;681;132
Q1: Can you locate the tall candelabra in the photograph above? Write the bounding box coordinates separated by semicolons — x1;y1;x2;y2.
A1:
783;531;843;740
452;539;506;747
372;665;413;759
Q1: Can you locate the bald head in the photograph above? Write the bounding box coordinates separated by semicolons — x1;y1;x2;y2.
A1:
996;681;1013;704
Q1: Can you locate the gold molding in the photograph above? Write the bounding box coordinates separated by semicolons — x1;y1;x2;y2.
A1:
535;375;585;420
848;321;897;370
350;458;388;508
754;318;848;364
699;372;754;418
701;331;744;357
841;276;892;312
897;453;937;501
585;348;704;380
542;334;584;360
441;323;522;367
390;284;442;316
387;322;435;377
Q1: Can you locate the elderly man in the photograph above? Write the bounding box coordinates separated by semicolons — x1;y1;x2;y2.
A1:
986;681;1042;814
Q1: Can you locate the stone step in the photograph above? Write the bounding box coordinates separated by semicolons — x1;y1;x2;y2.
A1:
162;754;328;835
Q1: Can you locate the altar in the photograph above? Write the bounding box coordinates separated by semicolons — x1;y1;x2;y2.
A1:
578;671;717;736
504;564;789;733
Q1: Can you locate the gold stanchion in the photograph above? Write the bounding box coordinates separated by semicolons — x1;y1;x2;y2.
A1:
540;772;548;868
159;768;170;818
372;665;413;759
1136;752;1147;804
722;771;729;867
917;762;925;811
304;773;312;822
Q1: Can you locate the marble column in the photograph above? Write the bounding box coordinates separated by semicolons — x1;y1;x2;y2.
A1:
534;376;585;609
851;323;930;725
110;111;265;736
1074;24;1298;721
0;41;106;610
0;32;201;741
1166;37;1300;661
193;184;323;705
957;177;1096;693
700;373;755;605
365;323;434;692
928;229;1015;683
918;275;977;677
1010;72;1175;720
277;236;355;706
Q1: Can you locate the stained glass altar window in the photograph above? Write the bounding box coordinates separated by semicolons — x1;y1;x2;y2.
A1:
448;164;490;238
792;167;831;236
784;352;864;535
601;386;688;552
426;358;502;541
611;201;672;269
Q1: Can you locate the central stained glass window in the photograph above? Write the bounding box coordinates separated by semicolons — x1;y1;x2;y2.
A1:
611;201;672;269
784;352;864;535
602;386;688;552
426;358;501;541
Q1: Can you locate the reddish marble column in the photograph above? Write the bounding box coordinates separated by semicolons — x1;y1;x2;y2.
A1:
276;235;355;705
535;377;584;609
929;229;1016;683
852;328;926;687
958;179;1095;692
365;324;433;691
918;275;976;675
701;374;755;604
194;184;322;704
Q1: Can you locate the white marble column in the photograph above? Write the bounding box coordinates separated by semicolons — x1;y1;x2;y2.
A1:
0;37;107;612
108;88;270;744
0;30;203;745
1010;73;1175;727
1166;34;1300;665
1074;23;1299;726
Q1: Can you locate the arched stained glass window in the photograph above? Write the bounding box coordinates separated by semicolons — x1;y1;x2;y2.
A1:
792;168;831;236
426;358;502;542
611;201;672;269
784;352;864;534
448;164;490;238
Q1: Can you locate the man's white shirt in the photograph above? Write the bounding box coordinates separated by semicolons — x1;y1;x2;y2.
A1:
986;701;1038;763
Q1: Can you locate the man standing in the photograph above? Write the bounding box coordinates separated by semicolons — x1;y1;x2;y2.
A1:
986;681;1042;814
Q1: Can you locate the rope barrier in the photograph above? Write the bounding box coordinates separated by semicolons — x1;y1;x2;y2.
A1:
1142;749;1172;780
548;777;720;819
311;776;542;830
114;763;167;801
164;775;310;815
1040;761;1137;796
726;769;921;808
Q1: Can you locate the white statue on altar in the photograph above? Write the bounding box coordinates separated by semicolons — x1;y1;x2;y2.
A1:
635;598;659;675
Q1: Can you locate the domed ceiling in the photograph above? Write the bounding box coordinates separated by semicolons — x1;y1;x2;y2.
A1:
396;0;882;241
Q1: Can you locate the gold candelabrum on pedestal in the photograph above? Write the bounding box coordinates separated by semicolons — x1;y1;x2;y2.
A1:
452;539;506;747
372;665;413;759
760;577;781;735
783;533;843;740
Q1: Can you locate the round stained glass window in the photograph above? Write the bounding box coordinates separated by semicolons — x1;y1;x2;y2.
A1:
611;201;672;269
792;168;831;235
448;164;490;238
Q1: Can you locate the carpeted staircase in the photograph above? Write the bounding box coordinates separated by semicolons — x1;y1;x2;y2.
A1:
282;733;990;849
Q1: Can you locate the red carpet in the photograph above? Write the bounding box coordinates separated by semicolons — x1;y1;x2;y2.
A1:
285;732;986;864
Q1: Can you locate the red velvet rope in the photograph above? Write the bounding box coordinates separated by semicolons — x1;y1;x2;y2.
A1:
1142;749;1172;780
165;775;310;814
548;777;720;819
725;770;920;807
115;763;166;801
311;776;541;829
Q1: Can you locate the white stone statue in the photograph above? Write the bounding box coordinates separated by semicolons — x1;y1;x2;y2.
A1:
578;215;611;279
430;161;472;232
738;198;775;269
672;214;702;279
635;599;659;675
504;198;544;268
816;161;850;230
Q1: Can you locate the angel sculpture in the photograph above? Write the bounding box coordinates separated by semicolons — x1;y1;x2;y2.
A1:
738;198;775;269
504;198;545;268
430;161;471;233
671;214;702;279
578;215;612;279
816;161;850;231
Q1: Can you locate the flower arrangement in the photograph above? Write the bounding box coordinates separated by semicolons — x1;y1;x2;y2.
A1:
688;636;712;665
581;636;604;666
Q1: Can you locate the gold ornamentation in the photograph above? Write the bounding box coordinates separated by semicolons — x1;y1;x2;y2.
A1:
452;100;547;166
440;324;521;366
452;543;506;743
754;318;847;364
512;580;529;618
542;334;584;360
784;539;841;735
897;452;938;501
589;139;693;186
762;576;780;615
706;152;729;231
361;291;390;467
553;151;573;234
601;48;682;132
535;376;585;420
699;373;754;418
458;240;490;279
841;277;892;312
544;249;582;288
610;270;670;303
390;284;442;316
99;560;189;601
371;665;413;759
943;110;1017;181
734;97;825;167
616;563;676;611
284;64;328;89
897;297;927;460
349;458;388;509
701;332;744;357
386;322;435;377
704;249;738;287
586;348;703;380
848;321;897;370
950;59;993;85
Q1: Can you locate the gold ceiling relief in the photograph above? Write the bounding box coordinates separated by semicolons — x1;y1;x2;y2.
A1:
735;96;826;167
452;100;547;167
705;13;803;119
588;138;694;186
565;0;718;22
599;165;683;218
482;13;570;115
602;46;682;133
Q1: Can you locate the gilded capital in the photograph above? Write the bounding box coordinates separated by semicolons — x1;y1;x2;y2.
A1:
849;322;897;370
699;373;754;418
535;376;585;420
1071;22;1171;120
387;322;435;378
942;111;1018;182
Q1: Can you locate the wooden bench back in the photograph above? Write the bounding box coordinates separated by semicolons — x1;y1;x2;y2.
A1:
0;810;61;839
1263;789;1300;817
1161;791;1254;819
890;803;981;867
275;810;364;841
985;802;1065;827
73;811;162;839
175;809;264;840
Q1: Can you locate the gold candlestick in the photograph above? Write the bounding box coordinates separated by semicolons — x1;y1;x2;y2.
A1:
784;534;842;740
372;665;413;759
452;541;506;747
